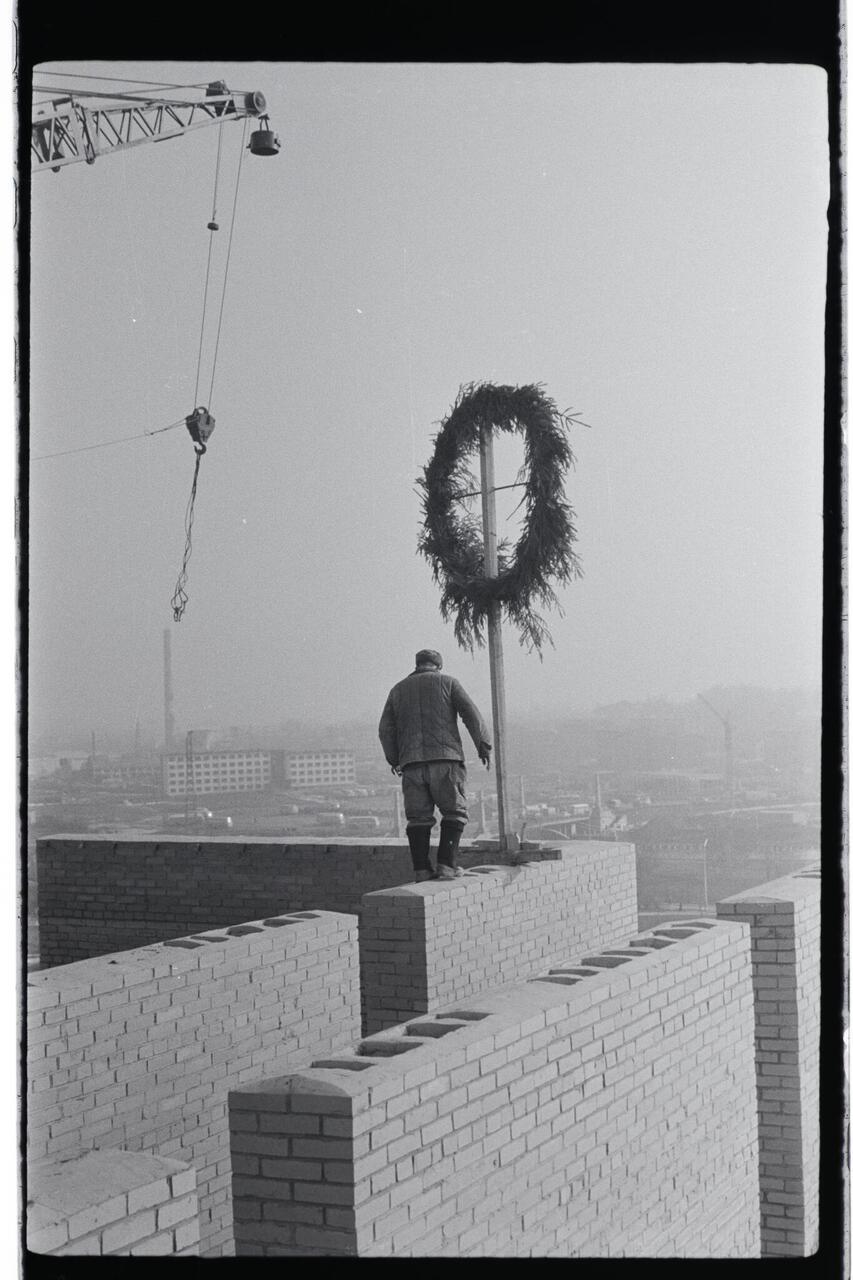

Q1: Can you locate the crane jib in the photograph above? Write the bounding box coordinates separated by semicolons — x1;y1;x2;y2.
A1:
31;84;279;172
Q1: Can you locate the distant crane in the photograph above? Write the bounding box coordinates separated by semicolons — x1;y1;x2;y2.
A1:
697;693;734;806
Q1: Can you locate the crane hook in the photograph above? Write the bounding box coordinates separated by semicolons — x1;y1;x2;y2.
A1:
185;406;215;453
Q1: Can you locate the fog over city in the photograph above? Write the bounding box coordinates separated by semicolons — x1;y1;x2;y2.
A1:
27;62;826;750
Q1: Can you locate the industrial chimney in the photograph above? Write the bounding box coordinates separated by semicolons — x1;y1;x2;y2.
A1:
163;629;176;752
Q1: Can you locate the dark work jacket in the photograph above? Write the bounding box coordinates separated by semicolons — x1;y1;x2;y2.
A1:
378;669;491;770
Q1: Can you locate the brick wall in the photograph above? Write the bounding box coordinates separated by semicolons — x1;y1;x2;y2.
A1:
360;843;637;1033
717;867;820;1256
27;1148;200;1256
228;916;759;1257
35;836;561;967
26;911;359;1256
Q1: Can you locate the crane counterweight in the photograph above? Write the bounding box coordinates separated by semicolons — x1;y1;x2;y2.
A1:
248;117;281;157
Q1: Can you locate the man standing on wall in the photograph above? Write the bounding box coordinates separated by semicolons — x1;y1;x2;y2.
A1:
379;649;492;881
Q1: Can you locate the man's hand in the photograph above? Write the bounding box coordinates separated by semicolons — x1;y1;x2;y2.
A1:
390;765;401;776
478;742;491;770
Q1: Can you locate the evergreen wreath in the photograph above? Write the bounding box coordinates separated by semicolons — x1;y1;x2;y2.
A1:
417;381;583;654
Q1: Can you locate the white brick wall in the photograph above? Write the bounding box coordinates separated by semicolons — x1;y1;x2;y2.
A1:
360;843;637;1034
27;911;360;1256
717;867;821;1256
229;916;760;1257
36;836;561;966
27;1148;200;1256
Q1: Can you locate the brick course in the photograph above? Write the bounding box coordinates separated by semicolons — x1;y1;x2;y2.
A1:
360;844;637;1033
717;867;820;1256
228;916;760;1257
26;911;359;1256
27;1148;200;1256
35;836;563;967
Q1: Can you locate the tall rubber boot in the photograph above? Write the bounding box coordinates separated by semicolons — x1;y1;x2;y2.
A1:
436;819;465;878
406;825;434;881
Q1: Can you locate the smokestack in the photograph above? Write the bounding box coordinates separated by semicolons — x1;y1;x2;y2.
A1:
163;629;175;751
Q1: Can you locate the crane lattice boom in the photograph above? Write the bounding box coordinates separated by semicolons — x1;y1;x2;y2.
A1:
32;84;269;172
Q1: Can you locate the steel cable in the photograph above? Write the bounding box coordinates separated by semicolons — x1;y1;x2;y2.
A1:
206;117;248;407
170;448;204;622
31;418;185;461
193;123;225;408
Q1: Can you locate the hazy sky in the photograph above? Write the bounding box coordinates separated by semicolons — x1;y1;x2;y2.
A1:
26;61;827;744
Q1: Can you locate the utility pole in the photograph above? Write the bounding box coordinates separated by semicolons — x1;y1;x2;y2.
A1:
591;770;604;835
184;730;195;830
163;629;176;752
698;694;734;806
477;789;488;838
479;426;519;853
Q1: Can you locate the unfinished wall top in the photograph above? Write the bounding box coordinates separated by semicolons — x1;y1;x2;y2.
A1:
229;914;760;1257
27;909;360;1257
360;843;637;1032
35;836;576;966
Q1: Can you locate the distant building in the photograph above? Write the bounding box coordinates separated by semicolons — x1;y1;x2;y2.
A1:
160;746;357;796
626;810;819;910
28;752;90;779
161;748;284;798
284;750;356;788
591;806;629;836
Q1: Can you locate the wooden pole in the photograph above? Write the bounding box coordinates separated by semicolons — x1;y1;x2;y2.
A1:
479;425;517;852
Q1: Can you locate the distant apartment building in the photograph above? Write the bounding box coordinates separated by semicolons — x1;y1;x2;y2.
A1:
160;746;356;796
161;748;282;798
284;750;356;788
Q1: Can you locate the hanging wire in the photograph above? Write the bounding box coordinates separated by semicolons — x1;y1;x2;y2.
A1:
210;120;224;227
32;87;224;106
207;117;248;406
32;72;220;90
192;124;225;408
170;448;204;622
170;118;248;620
31;418;185;461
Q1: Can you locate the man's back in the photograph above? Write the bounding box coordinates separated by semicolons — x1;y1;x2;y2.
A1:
379;668;489;770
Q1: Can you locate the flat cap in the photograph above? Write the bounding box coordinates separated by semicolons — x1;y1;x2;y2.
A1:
415;649;443;669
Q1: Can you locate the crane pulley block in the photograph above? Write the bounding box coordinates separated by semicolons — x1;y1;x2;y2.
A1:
185;406;215;453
